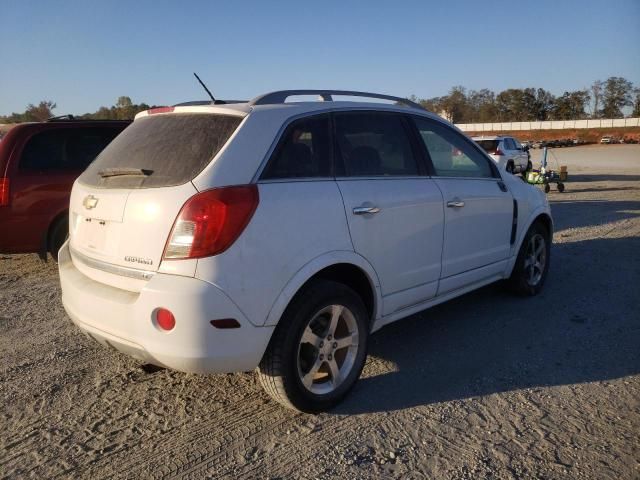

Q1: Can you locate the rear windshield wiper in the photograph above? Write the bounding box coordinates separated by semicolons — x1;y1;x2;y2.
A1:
98;167;153;178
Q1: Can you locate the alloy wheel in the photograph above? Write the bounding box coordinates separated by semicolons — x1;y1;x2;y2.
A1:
297;304;360;395
524;233;546;286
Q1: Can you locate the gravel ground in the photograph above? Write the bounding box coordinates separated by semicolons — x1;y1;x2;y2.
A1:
1;145;639;479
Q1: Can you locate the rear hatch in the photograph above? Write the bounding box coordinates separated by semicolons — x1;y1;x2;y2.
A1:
69;111;243;289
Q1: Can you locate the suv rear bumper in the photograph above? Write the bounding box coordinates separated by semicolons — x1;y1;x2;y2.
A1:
58;241;273;373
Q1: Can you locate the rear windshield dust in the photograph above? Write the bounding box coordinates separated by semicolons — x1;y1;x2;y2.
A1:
79;114;242;189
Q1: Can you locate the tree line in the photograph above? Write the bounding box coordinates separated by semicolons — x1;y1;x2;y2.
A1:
2;77;639;124
0;96;154;123
410;77;639;124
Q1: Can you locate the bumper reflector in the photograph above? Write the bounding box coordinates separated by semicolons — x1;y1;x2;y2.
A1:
210;318;240;329
156;308;176;331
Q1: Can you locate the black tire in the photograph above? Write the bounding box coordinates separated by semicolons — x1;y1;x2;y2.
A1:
557;182;565;193
48;216;69;262
506;162;514;174
258;279;369;413
544;183;551;193
526;160;532;171
507;222;550;296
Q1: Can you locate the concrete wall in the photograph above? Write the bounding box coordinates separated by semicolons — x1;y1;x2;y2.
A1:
456;118;640;132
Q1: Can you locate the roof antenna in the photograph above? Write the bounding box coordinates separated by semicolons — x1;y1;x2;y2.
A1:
193;72;219;104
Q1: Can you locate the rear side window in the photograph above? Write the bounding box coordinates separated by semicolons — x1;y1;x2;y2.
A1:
335;112;419;177
20;128;120;172
79;114;242;189
413;117;495;178
475;139;500;153
504;138;516;150
261;115;331;179
20;130;65;171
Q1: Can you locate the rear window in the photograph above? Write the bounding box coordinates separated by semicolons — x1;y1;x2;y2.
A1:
20;128;121;172
79;114;242;189
475;139;500;153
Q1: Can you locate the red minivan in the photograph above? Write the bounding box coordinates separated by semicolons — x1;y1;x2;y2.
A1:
0;119;129;260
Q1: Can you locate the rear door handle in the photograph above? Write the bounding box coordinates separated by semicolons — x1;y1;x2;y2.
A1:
446;200;465;208
353;206;381;215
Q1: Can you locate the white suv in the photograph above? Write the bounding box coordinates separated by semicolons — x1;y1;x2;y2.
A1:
59;90;552;412
473;135;531;174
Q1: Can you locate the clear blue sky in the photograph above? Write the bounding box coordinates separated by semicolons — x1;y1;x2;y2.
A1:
1;0;639;116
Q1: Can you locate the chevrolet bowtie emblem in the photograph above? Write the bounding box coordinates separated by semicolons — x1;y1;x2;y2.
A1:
83;195;99;210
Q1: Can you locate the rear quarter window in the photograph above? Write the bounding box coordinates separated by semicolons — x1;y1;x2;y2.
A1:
19;128;122;172
19;130;66;171
79;114;242;189
261;114;331;179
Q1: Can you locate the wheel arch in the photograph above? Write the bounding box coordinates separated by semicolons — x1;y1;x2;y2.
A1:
506;207;553;275
47;209;69;246
263;251;382;329
38;209;68;260
518;207;553;247
534;212;553;238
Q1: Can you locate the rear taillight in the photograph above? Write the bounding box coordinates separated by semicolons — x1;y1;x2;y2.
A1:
163;185;259;260
0;178;9;206
494;148;504;156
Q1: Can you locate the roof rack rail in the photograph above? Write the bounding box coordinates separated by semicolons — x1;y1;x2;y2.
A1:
248;90;425;110
46;115;130;123
48;114;76;121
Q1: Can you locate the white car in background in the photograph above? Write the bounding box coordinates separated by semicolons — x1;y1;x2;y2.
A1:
59;90;552;412
473;135;531;174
